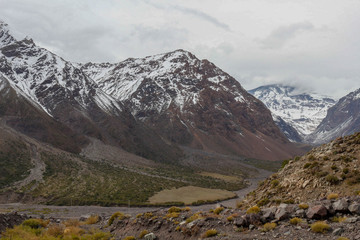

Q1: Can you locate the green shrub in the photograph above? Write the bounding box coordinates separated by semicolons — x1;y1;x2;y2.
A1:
22;219;48;229
326;175;340;184
281;159;289;168
271;180;279;188
303;163;311;169
311;221;330;233
257;198;270;206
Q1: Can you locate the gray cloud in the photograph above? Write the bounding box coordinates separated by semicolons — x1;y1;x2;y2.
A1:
258;22;315;49
172;5;230;31
142;0;230;31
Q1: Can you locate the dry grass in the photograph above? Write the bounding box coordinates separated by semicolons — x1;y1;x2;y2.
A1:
168;206;182;213
108;212;127;225
85;215;100;224
331;216;347;223
298;203;309;209
202;229;218;238
139;230;149;238
246;206;260;214
311;221;330;233
148;186;236;204
123;236;135;240
327;193;339;200
289;217;302;225
63;218;81;227
213;207;224;215
262;222;277;232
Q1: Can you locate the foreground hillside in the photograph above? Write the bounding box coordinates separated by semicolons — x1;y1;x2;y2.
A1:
242;132;360;208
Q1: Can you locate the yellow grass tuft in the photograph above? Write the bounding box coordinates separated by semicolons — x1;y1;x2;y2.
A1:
139;230;149;238
85;215;100;224
327;193;339;200
213;207;224;215
289;217;302;225
123;236;135;240
298;203;309;209
246;205;260;214
202;229;218;238
262;222;277;232
311;221;330;233
168;206;182;213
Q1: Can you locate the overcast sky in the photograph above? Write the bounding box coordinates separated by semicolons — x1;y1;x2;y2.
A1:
0;0;359;98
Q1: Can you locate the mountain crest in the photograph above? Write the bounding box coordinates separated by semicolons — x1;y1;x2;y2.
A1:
0;21;16;47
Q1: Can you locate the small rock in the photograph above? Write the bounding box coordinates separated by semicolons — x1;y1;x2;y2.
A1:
349;203;360;214
144;232;157;240
283;231;291;236
332;227;344;236
294;209;305;218
344;217;358;223
306;205;328;219
249;224;255;230
333;199;349;212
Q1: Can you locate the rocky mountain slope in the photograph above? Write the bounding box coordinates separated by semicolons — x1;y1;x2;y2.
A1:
242;132;360;207
0;21;182;163
306;88;360;145
249;84;336;142
80;51;303;160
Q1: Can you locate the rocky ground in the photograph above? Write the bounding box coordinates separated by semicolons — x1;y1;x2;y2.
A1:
1;196;359;239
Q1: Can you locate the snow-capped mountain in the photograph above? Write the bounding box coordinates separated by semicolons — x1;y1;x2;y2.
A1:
249;84;336;142
0;21;182;163
81;50;304;160
306;88;360;144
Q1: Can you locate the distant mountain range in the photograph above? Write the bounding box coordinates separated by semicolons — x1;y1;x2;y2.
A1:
0;21;303;162
249;84;360;145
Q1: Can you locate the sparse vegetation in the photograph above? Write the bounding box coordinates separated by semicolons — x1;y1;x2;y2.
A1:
123;236;135;240
298;203;309;209
168;206;182;213
246;206;260;214
213;207;224;215
262;222;276;232
290;217;302;225
325;174;340;184
270;179;279;188
311;221;330;233
139;230;149;238
331;216;347;222
327;193;339;200
202;229;218;238
85;215;99;224
257;197;270;206
108;212;127;226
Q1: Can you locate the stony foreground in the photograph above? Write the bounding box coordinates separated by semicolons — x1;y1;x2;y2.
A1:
1;196;359;239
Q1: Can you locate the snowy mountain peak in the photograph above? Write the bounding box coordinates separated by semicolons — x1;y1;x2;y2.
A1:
0;21;16;47
249;84;336;139
80;49;244;115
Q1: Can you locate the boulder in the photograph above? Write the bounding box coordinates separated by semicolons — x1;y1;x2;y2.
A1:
234;216;248;227
275;204;290;220
349;203;360;214
333;199;349;212
261;206;276;223
306;205;328;219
